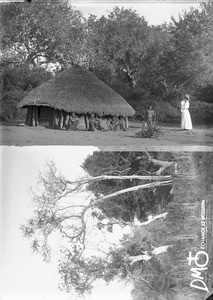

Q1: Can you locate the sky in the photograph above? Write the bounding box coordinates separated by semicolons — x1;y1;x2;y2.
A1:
0;146;132;300
0;1;200;26
72;1;200;25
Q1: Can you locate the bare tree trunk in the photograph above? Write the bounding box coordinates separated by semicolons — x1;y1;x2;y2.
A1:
68;174;172;186
134;212;168;226
129;245;173;265
144;152;177;175
99;180;172;202
129;253;152;264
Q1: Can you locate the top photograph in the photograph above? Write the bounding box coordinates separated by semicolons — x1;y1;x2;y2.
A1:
0;0;213;149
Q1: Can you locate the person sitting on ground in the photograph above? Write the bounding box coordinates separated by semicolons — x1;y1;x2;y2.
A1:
64;114;70;130
111;116;119;131
70;112;79;130
106;117;113;131
88;113;98;131
147;106;155;126
118;116;126;131
96;115;106;131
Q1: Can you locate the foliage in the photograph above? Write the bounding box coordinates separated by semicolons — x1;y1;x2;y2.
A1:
127;92;180;122
1;3;213;122
192;152;213;192
189;101;213;124
58;247;129;295
195;84;213;103
82;152;174;222
135;125;163;138
135;24;174;98
0;89;27;120
84;7;150;87
58;253;107;294
0;1;81;120
0;1;84;68
2;66;52;91
0;65;52;120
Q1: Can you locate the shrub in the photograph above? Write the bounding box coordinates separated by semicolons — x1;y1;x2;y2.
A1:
135;124;163;138
0;89;27;120
129;98;180;123
1;65;52;121
190;101;213;124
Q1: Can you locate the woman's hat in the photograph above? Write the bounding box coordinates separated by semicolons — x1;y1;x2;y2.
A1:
184;94;190;100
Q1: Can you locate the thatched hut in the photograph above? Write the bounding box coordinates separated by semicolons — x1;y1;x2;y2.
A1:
18;65;135;130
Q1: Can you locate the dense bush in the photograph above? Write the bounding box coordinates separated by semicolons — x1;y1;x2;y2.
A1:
129;93;213;124
195;85;213;103
190;101;213;124
0;90;27;120
3;66;52;91
130;98;180;123
1;66;52;121
135;124;163;138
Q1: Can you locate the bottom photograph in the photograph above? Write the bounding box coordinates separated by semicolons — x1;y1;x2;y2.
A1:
1;147;213;300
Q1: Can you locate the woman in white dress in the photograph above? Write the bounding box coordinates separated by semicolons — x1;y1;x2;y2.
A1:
181;94;193;130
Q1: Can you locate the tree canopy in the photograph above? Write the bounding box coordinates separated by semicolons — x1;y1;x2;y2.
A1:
1;1;213;121
85;8;150;86
1;1;84;68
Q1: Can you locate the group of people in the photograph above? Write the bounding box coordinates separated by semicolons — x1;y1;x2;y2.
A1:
88;114;126;131
63;112;127;131
64;112;79;130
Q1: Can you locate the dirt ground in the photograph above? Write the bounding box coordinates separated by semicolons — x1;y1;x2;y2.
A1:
0;120;213;149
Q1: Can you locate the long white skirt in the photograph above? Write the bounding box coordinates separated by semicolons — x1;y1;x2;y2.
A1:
181;110;193;130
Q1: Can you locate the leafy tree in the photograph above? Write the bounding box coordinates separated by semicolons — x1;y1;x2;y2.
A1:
135;24;174;98
0;1;84;119
0;64;52;120
190;3;213;103
0;1;84;68
164;4;213;98
84;7;150;87
82;4;213;119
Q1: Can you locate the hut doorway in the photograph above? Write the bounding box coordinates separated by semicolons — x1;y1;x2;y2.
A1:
38;106;53;127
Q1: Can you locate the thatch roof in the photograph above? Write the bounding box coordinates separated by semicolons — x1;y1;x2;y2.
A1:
18;65;135;117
